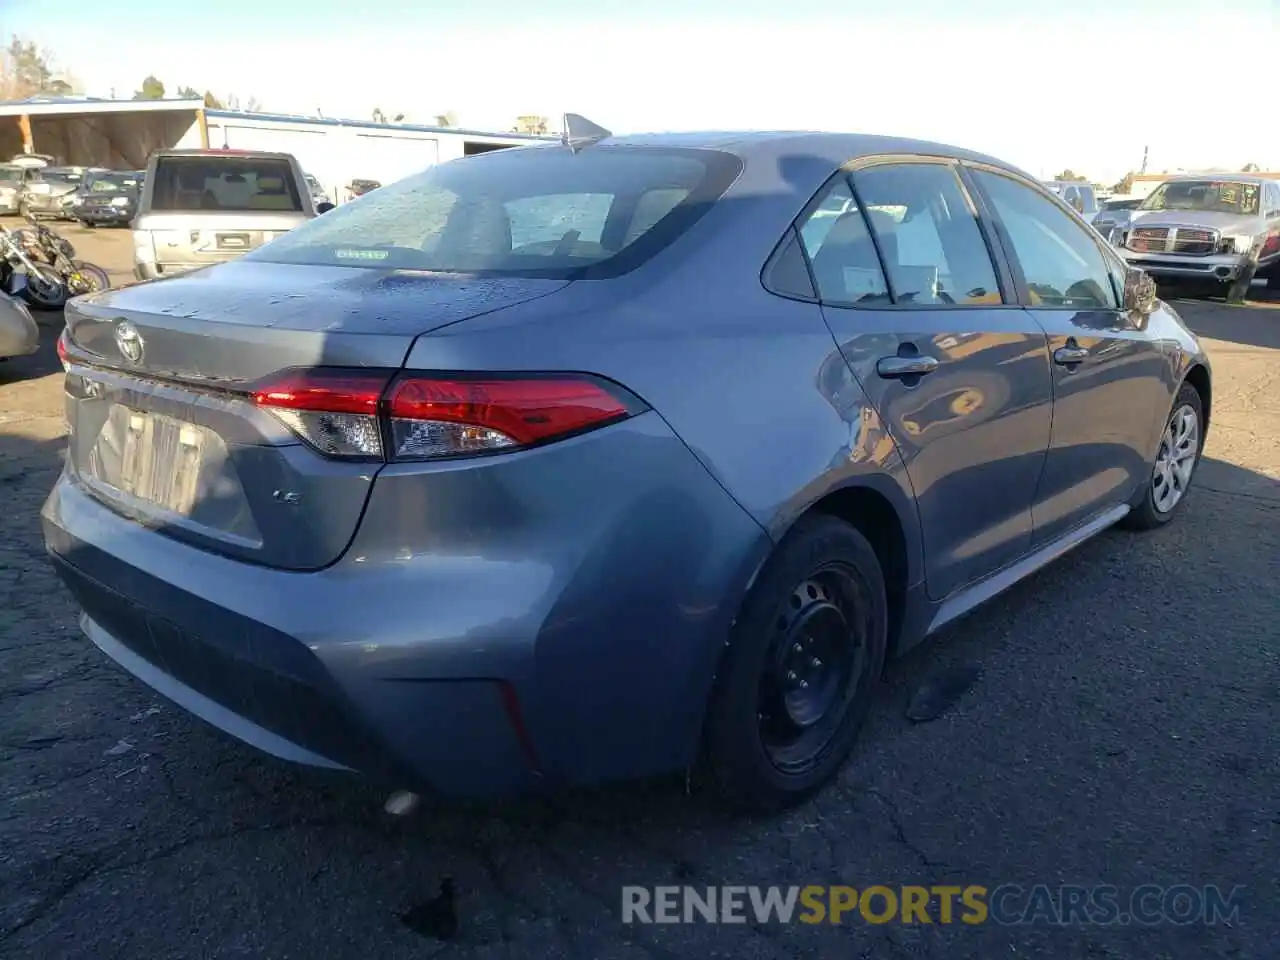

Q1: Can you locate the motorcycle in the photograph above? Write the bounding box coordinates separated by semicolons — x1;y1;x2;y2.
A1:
14;214;110;307
0;224;70;311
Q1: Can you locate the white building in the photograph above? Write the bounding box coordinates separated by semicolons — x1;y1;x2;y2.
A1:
184;109;550;202
0;97;551;199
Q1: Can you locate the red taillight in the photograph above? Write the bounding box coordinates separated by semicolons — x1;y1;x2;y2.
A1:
250;369;388;415
250;368;391;460
387;376;630;459
248;368;639;462
56;328;70;370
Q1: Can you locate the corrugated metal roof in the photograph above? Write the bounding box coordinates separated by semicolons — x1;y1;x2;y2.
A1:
0;96;554;142
203;109;555;142
0;97;205;116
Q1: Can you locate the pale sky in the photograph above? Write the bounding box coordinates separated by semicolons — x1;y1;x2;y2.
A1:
7;0;1278;184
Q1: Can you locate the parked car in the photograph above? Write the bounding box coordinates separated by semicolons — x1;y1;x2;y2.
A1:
45;130;1211;810
0;291;38;360
1044;180;1101;223
1114;175;1280;291
19;166;89;220
131;149;331;280
69;170;144;227
0;164;29;215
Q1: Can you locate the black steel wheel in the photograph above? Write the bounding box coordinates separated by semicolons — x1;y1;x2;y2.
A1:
704;514;888;810
757;567;869;775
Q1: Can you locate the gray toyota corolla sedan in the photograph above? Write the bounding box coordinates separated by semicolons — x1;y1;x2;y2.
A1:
43;128;1211;810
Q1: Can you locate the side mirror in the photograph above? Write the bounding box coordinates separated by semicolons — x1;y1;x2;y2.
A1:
1123;267;1158;315
316;202;335;214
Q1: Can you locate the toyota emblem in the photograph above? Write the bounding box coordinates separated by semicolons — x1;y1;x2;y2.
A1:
115;320;144;364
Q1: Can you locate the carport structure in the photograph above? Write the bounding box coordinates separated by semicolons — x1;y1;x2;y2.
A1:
0;96;209;169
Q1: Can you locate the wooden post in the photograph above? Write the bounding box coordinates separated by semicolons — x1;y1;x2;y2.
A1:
16;113;33;153
196;109;210;149
1225;236;1264;304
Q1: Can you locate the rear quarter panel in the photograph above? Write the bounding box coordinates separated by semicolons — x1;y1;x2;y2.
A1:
402;147;926;583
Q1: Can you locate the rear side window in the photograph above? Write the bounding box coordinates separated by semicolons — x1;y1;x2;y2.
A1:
852;163;1003;306
150;156;303;213
251;146;741;279
796;179;891;305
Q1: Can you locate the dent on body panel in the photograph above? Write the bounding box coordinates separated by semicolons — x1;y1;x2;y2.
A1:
773;343;920;519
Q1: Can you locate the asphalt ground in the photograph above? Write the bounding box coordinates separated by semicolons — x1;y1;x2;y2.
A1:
1;221;1276;959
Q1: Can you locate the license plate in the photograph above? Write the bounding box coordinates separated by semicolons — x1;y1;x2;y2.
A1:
115;410;205;516
216;233;250;250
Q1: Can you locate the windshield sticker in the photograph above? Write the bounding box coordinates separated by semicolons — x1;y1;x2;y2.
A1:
334;248;390;261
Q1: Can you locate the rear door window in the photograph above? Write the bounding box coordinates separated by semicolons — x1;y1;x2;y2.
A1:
150;156;303;213
851;162;1004;305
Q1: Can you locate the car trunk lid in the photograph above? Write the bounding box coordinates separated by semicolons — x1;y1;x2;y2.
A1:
61;260;568;570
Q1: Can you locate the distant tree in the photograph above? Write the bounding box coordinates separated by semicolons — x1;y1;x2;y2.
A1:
244;96;263;113
1;37;67;98
435;111;458;127
176;85;200;99
1112;171;1136;194
372;106;387;124
1054;169;1088;182
133;75;165;100
513;115;549;134
1242;162;1261;173
202;91;224;109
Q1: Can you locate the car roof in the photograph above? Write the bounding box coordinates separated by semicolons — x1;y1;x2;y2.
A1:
555;130;1026;172
153;149;297;160
1159;174;1272;185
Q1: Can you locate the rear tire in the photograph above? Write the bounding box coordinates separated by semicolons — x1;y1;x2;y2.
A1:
703;514;888;811
1122;382;1204;531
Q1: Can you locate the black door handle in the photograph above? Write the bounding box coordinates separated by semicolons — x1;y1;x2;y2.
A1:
877;355;939;379
1054;345;1089;366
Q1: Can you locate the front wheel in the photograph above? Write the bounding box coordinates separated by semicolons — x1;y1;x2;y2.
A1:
19;268;67;310
66;261;109;295
1122;382;1204;531
703;514;888;811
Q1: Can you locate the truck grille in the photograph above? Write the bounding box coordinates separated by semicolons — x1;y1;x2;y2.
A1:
1126;226;1218;257
1171;228;1215;255
1128;227;1168;252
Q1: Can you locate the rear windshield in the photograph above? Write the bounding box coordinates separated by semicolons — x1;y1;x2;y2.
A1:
249;145;741;279
150;156;303;213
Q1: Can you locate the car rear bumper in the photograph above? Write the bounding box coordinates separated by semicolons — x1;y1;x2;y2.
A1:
134;262;205;281
77;208;134;225
42;413;769;796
